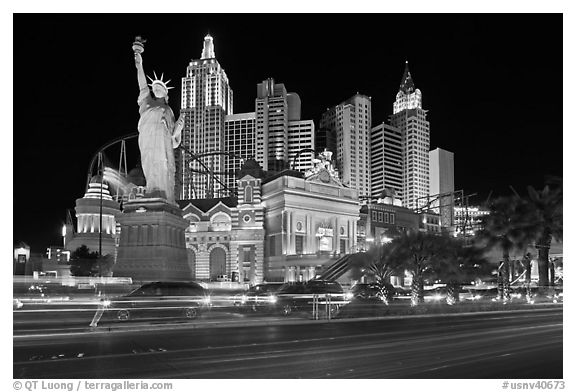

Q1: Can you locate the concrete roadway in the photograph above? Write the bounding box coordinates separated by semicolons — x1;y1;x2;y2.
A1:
13;307;562;379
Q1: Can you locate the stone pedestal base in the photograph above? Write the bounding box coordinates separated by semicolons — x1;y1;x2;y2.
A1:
114;198;191;282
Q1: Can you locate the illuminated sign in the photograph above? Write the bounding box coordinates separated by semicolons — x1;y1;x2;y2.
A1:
317;227;333;237
319;236;332;251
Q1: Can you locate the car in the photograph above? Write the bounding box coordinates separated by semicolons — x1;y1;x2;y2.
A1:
19;283;71;303
461;287;499;302
393;286;412;301
233;283;284;311
102;281;211;322
349;283;382;300
460;289;485;301
13;298;24;310
275;280;347;316
424;286;448;302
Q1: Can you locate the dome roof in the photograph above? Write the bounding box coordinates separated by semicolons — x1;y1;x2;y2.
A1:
89;174;104;184
243;159;260;169
127;165;146;187
238;159;265;179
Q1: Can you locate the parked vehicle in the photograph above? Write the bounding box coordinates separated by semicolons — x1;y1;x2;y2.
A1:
424;286;448;302
18;283;71;303
102;281;210;321
349;283;382;300
393;286;412;301
460;289;485;301
13;298;24;310
233;283;284;312
275;280;347;316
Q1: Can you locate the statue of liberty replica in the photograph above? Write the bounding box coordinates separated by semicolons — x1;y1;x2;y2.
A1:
133;36;183;203
113;37;191;282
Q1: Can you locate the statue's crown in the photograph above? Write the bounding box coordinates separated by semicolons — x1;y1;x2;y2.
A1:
147;71;174;91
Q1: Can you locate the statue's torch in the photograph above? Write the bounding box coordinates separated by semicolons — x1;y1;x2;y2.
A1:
132;36;146;54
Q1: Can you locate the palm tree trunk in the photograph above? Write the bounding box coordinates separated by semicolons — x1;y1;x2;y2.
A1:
499;249;511;301
522;254;532;302
503;259;510;301
537;236;551;289
446;281;460;305
411;275;424;306
522;255;532;284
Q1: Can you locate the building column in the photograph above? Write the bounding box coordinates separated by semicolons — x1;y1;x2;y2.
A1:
281;211;286;256
286;210;292;255
352;219;357;253
289;211;295;256
229;241;239;280
306;215;313;254
333;217;338;254
255;240;264;284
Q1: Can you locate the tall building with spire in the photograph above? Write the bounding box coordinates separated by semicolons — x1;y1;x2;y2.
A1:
389;62;430;210
178;34;234;200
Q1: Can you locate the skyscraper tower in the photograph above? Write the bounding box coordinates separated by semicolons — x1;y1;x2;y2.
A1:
178;34;233;200
224;112;256;194
389;62;430;210
429;147;455;231
255;78;314;173
370;122;403;201
255;78;289;171
320;94;372;199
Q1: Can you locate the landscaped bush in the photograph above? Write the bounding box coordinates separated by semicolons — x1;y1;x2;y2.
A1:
334;298;561;319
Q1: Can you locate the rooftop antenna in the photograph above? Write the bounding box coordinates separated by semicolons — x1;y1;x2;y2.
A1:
509;185;521;199
484;190;493;206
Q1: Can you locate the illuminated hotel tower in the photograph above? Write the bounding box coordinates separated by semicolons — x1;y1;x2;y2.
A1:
288;120;315;171
370;122;403;201
224;112;256;194
178;34;233;199
255;78;314;172
389;62;430;210
320;94;372;199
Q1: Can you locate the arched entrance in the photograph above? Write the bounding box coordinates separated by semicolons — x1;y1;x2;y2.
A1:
209;247;226;281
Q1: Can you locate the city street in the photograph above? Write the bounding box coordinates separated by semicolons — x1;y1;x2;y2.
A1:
14;307;562;379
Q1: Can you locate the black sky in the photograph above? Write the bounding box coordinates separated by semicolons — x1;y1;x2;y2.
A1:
13;14;563;252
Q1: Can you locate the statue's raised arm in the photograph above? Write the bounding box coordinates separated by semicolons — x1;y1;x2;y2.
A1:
133;36;147;91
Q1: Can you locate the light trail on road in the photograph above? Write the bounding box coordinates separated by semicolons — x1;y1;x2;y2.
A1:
14;308;563;378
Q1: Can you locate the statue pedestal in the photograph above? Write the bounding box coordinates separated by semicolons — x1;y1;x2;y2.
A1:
114;198;191;282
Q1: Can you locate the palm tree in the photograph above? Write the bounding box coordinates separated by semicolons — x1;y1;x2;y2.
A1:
388;231;448;306
523;185;562;289
433;238;490;305
349;244;403;303
366;243;404;302
478;196;531;301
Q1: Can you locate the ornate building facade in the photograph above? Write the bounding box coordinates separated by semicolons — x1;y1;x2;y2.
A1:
179;173;265;284
261;151;360;282
65;175;121;257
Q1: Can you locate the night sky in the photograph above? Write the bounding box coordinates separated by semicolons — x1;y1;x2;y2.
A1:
13;14;563;252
